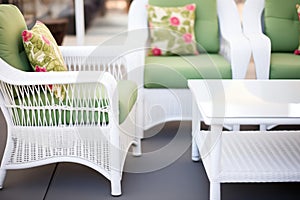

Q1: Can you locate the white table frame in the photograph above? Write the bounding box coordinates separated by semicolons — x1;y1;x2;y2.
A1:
188;79;300;200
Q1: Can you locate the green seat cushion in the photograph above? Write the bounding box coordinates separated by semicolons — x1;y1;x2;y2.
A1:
264;0;300;52
14;80;137;125
148;0;219;53
144;55;231;88
270;53;300;79
0;5;32;71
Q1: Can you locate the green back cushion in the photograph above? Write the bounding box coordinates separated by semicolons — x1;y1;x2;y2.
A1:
0;5;32;71
148;0;219;53
264;0;300;52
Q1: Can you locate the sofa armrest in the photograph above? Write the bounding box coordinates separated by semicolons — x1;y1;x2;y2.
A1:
126;0;150;86
128;0;148;31
218;0;252;79
244;34;271;79
243;0;271;79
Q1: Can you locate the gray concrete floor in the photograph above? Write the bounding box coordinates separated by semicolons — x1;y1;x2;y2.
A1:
1;110;300;200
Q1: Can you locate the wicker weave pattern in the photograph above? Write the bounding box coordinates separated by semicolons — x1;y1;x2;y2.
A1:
0;46;140;196
198;130;300;183
1;82;110;127
64;56;127;81
9;127;110;167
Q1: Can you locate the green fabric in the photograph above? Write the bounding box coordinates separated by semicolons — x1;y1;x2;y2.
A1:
117;80;138;124
15;80;138;125
148;0;219;53
269;53;300;79
0;5;32;71
264;0;300;52
22;21;68;100
22;21;67;72
144;55;231;88
147;4;198;56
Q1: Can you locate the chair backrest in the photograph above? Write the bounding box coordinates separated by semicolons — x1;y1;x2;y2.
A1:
148;0;219;53
244;0;300;53
0;4;32;71
264;0;300;52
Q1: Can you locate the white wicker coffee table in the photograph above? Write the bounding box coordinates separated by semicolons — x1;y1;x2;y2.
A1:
188;80;300;200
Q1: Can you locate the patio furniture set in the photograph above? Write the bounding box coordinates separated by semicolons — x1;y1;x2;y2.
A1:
0;0;300;199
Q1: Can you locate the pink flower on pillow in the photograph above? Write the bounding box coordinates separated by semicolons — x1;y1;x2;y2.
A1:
170;16;180;26
183;33;193;43
186;4;195;11
35;66;47;72
22;30;33;42
42;35;50;45
294;49;300;55
152;47;162;56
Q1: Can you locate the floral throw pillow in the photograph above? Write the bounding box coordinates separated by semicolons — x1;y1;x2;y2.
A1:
294;4;300;55
147;4;198;56
22;21;67;100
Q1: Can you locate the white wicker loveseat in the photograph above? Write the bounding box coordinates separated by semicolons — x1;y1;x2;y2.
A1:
0;5;140;196
127;0;252;135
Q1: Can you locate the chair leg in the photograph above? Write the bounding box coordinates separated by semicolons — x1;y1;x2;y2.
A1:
192;138;200;161
132;138;142;156
110;171;121;196
0;169;6;189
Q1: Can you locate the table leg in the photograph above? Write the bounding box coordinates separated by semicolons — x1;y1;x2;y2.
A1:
192;139;200;161
233;124;240;131
192;99;200;161
0;169;6;189
210;182;221;200
260;124;267;131
209;124;222;200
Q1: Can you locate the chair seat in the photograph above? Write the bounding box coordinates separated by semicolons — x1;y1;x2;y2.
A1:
14;80;137;125
144;54;232;88
270;53;300;79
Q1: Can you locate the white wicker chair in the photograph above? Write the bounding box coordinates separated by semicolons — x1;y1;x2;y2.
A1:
0;5;140;196
0;44;141;196
127;0;252;135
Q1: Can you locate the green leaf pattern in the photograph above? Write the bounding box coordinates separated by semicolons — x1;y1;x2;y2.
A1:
147;4;198;56
22;21;67;100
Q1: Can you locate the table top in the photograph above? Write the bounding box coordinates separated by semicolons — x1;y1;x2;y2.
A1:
188;79;300;125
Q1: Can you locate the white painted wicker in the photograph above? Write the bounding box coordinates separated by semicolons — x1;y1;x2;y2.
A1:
189;80;300;200
196;130;300;183
0;46;140;196
127;0;252;133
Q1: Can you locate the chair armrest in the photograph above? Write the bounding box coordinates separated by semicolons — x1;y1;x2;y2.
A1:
244;33;271;79
128;0;148;31
243;0;271;79
0;58;119;127
59;45;129;81
59;46;96;57
218;0;252;79
0;58;117;99
126;0;149;86
219;34;252;79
